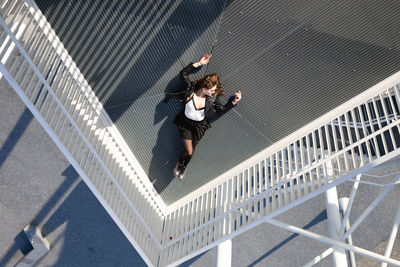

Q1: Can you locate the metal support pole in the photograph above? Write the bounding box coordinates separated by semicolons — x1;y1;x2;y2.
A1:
381;205;400;267
217;200;232;267
325;186;349;267
216;239;232;267
339;198;356;267
339;174;361;235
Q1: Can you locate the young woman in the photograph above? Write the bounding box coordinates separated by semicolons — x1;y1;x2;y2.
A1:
166;54;242;180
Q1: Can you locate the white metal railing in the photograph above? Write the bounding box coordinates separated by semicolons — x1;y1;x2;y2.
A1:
160;75;400;265
2;0;400;266
0;1;165;265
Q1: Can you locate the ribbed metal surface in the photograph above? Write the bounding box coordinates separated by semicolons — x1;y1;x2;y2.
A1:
36;0;400;205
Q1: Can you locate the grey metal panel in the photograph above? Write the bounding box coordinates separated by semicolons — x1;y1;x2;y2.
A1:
35;0;400;204
213;0;400;143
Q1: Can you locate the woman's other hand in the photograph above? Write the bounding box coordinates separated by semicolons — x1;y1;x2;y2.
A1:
232;90;242;105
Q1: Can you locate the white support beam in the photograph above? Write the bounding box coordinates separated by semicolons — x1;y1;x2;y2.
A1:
216;239;232;267
325;186;348;267
339;198;356;267
341;176;399;241
339;174;361;235
381;205;400;267
265;219;400;266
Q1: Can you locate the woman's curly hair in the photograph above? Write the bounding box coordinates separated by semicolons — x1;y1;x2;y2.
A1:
196;73;224;95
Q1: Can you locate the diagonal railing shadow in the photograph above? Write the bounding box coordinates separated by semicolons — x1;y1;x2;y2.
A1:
0;108;33;170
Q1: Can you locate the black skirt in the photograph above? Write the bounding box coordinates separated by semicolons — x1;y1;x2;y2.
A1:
173;111;210;144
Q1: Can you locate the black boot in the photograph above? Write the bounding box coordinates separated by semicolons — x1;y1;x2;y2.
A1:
175;152;192;180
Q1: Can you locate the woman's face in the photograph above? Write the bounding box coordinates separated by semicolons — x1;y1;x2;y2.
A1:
203;85;217;96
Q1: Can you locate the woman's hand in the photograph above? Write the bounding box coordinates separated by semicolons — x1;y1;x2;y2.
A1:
232;90;242;105
199;54;212;65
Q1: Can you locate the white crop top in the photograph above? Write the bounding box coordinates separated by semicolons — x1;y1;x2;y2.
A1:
185;98;205;121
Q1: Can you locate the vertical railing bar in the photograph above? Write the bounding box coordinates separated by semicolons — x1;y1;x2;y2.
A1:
174;207;183;259
203;191;210;248
195;197;203;251
358;104;373;162
351;107;361;141
252;165;256;198
207;190;214;245
345;111;357;170
288;145;295;202
380;92;397;151
376;95;389;155
233;175;238;226
387;87;399;121
339;115;350;172
220;182;227;240
303;140;311;195
331;119;340;153
277;151;282;208
275;152;281;209
299;137;305;170
318;126;326;160
228;179;234;234
294;143;302;199
180;204;188;259
269;156;276;210
372;96;383;129
324;123;333;156
365;99;381;158
312;130;319;163
195;196;202;250
182;203;191;254
393;84;400;114
331;119;342;174
186;202;194;252
216;185;222;242
294;142;299;174
282;148;289;206
379;93;391;124
311;131;319;185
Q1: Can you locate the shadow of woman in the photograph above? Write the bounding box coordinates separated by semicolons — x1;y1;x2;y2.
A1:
148;76;183;193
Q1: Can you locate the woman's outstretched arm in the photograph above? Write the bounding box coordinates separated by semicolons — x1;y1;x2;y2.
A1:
179;54;212;89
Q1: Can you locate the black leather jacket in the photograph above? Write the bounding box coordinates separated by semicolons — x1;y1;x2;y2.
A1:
166;63;236;120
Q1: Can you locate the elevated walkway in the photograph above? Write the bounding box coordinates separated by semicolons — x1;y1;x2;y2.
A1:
1;0;400;266
33;0;400;205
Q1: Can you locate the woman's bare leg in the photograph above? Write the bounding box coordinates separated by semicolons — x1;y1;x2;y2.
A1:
182;139;194;156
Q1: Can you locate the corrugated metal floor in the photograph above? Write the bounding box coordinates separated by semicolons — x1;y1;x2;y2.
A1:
35;0;400;205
